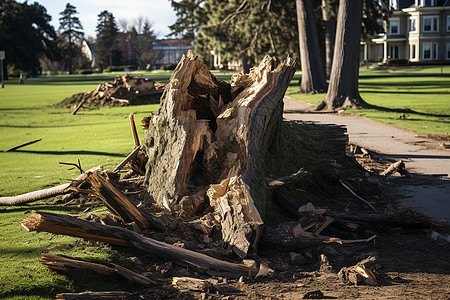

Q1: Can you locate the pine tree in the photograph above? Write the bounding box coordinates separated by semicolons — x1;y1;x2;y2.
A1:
58;3;84;74
95;10;121;70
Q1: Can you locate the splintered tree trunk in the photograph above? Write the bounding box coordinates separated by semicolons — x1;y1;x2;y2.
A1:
143;50;296;257
317;0;368;110
295;0;327;93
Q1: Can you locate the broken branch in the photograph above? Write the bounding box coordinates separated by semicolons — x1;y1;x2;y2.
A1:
3;138;42;152
21;211;259;278
41;253;155;286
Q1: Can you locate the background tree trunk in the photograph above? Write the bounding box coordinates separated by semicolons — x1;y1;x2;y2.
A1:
295;0;327;93
317;0;368;110
321;0;336;79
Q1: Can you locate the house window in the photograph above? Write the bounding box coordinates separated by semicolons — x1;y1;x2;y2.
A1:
423;16;439;32
423;42;438;60
389;45;399;59
390;19;400;34
423;43;432;60
447;43;450;60
420;0;436;6
408;17;417;32
411;44;416;59
447;15;450;32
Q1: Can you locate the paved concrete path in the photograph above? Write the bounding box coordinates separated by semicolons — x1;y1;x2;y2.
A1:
283;97;450;225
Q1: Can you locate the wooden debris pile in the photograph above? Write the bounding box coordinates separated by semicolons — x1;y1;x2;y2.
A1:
58;74;165;114
2;51;444;299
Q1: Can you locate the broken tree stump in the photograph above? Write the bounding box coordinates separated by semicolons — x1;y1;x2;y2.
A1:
21;211;259;278
142;50;296;257
41;253;155;286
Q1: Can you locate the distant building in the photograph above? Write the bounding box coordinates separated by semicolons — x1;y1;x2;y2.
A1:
81;40;95;68
362;0;450;63
152;39;194;68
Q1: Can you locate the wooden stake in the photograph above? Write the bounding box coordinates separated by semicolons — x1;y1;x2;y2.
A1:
129;113;140;147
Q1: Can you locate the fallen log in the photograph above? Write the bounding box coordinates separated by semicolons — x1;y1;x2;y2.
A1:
142;50;296;257
380;160;406;176
85;172;152;230
0;166;102;206
3;138;42;152
41;253;155;286
55;291;132;300
21;211;259;278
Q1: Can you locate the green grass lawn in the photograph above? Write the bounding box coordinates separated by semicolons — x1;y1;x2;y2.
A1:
286;68;450;135
0;73;164;299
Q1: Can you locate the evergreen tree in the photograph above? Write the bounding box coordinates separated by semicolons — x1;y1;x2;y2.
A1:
170;0;298;70
0;0;58;77
58;3;84;74
95;10;121;70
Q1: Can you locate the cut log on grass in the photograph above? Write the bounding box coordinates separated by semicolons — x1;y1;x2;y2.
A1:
85;172;152;230
3;138;42;152
21;211;259;278
142;50;296;257
55;291;132;300
0;166;102;206
41;253;155;286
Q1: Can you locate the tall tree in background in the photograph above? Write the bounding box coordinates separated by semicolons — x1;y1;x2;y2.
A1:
119;16;158;68
321;0;337;79
58;3;84;74
317;0;367;110
0;0;58;77
170;0;298;71
95;10;121;70
295;0;327;93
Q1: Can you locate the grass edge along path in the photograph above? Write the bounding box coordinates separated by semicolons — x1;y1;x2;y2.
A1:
286;70;449;136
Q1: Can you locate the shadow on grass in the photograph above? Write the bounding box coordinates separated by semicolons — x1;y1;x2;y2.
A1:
1;150;126;157
362;103;450;118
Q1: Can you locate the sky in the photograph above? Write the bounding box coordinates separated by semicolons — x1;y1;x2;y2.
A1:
31;0;178;39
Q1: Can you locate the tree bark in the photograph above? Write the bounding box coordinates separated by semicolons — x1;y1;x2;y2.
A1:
21;211;259;278
317;0;368;110
295;0;327;93
321;0;336;79
142;50;295;258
